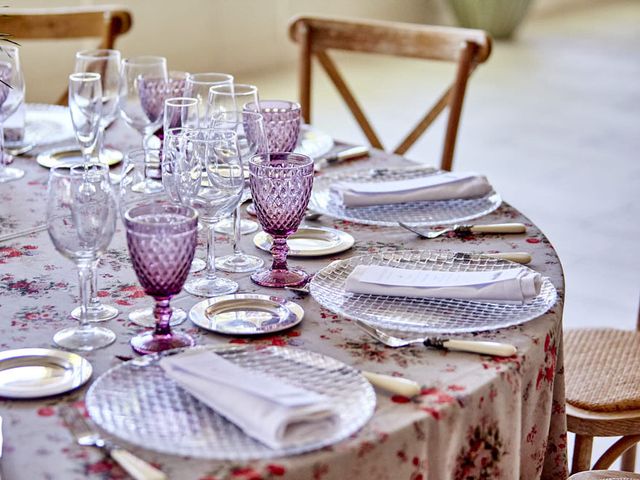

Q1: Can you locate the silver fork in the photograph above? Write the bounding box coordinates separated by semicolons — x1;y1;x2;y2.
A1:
353;319;517;357
399;221;526;239
61;406;166;480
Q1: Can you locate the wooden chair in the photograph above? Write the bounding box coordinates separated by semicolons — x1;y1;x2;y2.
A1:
0;6;132;105
288;15;492;171
566;304;640;474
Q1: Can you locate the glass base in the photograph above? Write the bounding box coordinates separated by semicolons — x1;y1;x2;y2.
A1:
184;276;238;297
71;303;118;322
0;166;25;183
53;325;116;352
213;218;259;235
215;253;264;273
128;307;187;327
190;257;206;273
130;330;195;355
131;178;163;194
251;267;309;288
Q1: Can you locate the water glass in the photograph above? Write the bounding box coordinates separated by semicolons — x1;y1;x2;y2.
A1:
164;97;198;132
247;100;301;153
124;203;198;354
249;152;314;288
0;45;25;183
69;72;103;163
184;72;233;126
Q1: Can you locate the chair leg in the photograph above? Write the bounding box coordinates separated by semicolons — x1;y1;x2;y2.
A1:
621;444;637;472
572;434;594;474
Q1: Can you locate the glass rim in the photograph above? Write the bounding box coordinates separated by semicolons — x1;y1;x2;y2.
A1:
69;162;109;175
165;96;198;107
209;83;258;97
69;72;101;82
124;202;199;227
76;48;120;59
122;55;167;66
186;72;233;85
249;152;313;170
182;127;237;143
125;148;161;162
256;100;301;112
213;110;264;121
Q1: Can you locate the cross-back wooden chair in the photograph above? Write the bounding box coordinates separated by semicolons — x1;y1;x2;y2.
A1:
0;6;132;105
288;16;492;171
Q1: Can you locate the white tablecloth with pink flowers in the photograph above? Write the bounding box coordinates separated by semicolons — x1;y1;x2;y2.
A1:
0;119;568;480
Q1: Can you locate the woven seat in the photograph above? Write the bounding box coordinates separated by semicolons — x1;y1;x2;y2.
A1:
569;470;640;479
565;329;640;412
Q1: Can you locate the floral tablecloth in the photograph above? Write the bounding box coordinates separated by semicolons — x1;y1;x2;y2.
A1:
0;119;568;480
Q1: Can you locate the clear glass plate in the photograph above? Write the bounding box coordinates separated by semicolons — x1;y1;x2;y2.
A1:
294;124;334;160
310;250;558;334
86;345;376;460
24;103;75;146
309;166;502;226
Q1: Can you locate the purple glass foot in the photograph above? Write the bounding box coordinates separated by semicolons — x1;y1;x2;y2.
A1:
130;330;194;355
251;267;309;288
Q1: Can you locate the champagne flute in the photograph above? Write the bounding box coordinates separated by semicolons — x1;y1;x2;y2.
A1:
68;72;102;163
184;72;233;127
47;164;117;350
0;45;25;183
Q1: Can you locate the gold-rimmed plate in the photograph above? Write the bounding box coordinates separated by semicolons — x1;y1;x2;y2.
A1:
189;294;304;335
253;226;354;257
0;348;92;399
37;147;123;169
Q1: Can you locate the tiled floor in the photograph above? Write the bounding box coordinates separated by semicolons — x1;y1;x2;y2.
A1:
242;0;640;471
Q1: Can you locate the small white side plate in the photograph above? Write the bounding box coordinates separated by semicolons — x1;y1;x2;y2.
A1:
37;147;124;169
190;294;304;335
0;348;92;399
253;226;355;257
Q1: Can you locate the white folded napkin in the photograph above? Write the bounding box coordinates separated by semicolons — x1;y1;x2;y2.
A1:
331;171;493;207
345;265;542;304
160;350;339;450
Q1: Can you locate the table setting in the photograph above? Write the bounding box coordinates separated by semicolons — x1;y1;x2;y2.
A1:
0;45;568;480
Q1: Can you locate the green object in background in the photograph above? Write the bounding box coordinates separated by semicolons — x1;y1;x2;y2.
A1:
448;0;533;39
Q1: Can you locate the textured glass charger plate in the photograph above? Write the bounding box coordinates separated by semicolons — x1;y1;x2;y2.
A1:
310;250;557;334
294;124;333;160
309;166;502;226
36;147;123;169
21;104;75;147
0;348;92;399
189;294;304;335
86;345;376;459
253;226;355;257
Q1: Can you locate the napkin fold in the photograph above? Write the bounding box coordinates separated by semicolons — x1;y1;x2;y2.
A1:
345;265;542;304
160;350;339;450
331;171;493;207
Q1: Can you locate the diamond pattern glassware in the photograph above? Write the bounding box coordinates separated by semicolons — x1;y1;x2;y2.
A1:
247;100;301;153
124;203;198;354
249;152;314;287
0;45;26;183
139;71;187;140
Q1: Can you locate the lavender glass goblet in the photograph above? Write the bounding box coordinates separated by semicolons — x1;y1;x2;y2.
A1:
124;203;198;355
139;71;187;140
246;100;301;153
249;152;314;288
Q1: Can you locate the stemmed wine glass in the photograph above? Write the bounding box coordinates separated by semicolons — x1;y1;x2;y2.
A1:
47;164;117;350
209;83;260;236
139;70;187;139
249;152;314;288
124;202;198;354
164;97;198;132
68;72;102;163
74;49;121;159
184;73;233;127
212;111;267;273
172;128;245;297
0;45;25;183
119;147;188;327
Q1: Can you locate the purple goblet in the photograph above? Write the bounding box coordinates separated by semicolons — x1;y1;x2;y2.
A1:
249;152;314;287
124;202;198;354
139;71;187;137
246;100;301;153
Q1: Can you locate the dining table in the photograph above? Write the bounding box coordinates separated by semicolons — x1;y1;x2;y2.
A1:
0;114;568;480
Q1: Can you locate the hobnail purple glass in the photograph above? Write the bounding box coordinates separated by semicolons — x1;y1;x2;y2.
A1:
249;152;314;287
139;71;187;130
124;203;198;354
246;100;301;153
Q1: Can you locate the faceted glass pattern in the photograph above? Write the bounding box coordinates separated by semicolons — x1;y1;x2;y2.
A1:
247;100;301;153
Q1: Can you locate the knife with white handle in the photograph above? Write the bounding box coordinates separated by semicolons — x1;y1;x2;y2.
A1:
361;371;421;397
469;223;526;234
315;146;369;171
484;252;532;264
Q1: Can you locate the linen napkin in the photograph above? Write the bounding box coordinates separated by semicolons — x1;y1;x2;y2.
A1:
345;265;542;304
331;171;493;207
159;350;339;450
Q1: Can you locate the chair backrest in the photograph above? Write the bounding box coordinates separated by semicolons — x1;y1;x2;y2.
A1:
289;16;492;171
0;6;132;105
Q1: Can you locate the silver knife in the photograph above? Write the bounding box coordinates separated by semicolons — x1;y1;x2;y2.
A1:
61;407;166;480
315;146;369;171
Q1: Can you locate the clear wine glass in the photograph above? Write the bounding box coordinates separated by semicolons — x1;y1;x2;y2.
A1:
0;45;25;183
172;128;244;297
246;100;301;153
164;97;198;132
184;72;233;127
209;83;260;236
68;72;103;163
124;202;198;355
212;111;267;273
47;164;117;350
74;49;121;159
119;148;188;326
249;152;314;288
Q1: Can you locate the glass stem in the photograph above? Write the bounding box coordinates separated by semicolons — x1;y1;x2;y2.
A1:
205;223;218;281
271;236;289;271
153;297;172;336
0;122;6;175
89;260;100;310
77;263;92;329
97;126;106;162
232;206;242;255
